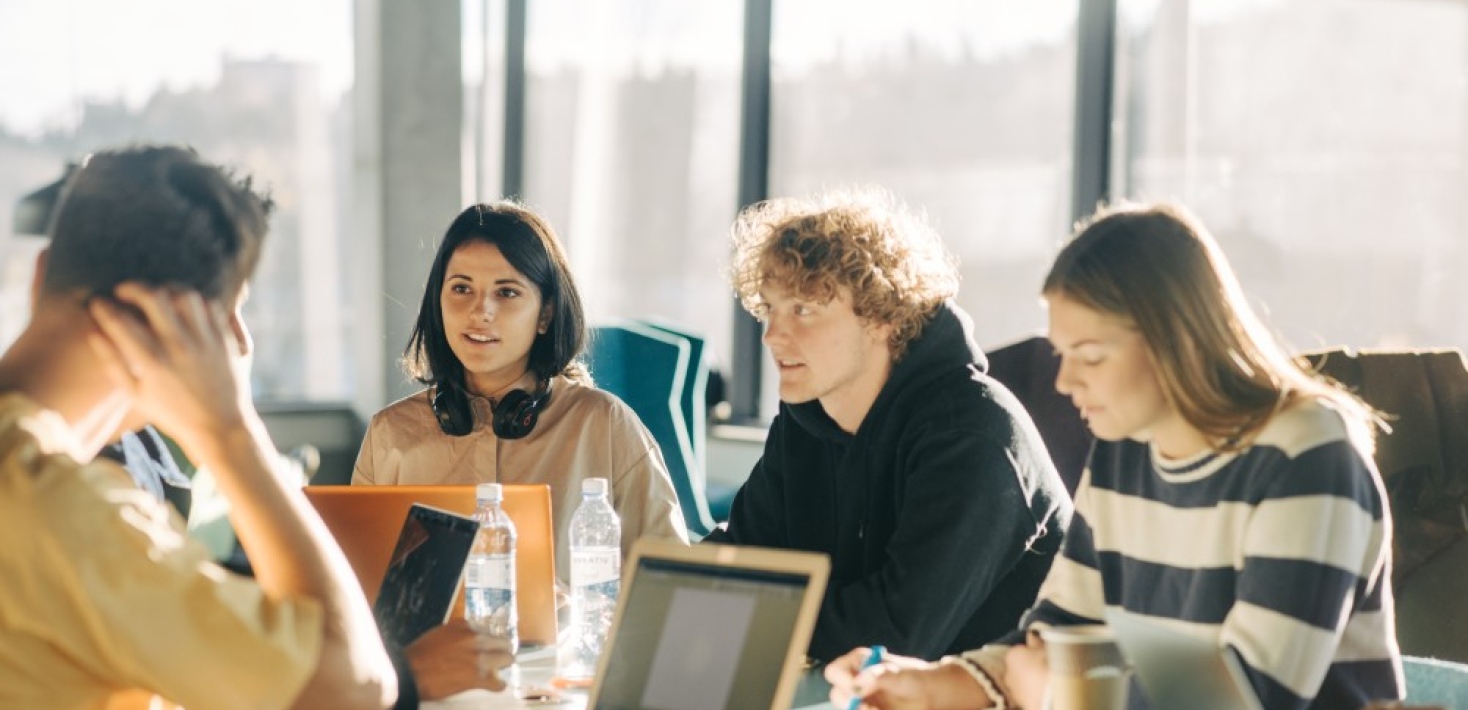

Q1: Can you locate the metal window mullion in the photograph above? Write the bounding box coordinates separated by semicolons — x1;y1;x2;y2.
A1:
502;0;527;199
729;0;774;423
1072;0;1118;223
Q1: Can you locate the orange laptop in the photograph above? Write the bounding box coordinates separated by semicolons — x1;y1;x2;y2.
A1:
302;484;558;648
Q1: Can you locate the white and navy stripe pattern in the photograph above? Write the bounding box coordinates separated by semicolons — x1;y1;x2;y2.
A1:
1024;400;1404;709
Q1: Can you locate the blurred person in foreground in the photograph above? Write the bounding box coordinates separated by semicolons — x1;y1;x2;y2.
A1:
0;145;509;709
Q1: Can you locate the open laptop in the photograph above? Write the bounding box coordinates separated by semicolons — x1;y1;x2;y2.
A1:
303;484;558;648
1104;608;1265;710
586;539;830;710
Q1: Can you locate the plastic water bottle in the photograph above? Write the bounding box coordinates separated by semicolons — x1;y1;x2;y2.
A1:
465;482;518;655
561;477;621;680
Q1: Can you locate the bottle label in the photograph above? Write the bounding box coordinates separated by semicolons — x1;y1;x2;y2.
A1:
466;555;515;590
570;548;619;586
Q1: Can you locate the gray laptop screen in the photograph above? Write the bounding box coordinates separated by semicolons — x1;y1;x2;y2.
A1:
593;558;813;710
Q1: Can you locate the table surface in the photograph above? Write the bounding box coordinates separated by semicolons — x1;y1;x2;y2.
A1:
420;645;836;710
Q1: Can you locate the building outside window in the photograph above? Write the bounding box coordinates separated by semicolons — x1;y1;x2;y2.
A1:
517;0;745;380
0;0;357;403
1115;0;1468;354
767;0;1080;418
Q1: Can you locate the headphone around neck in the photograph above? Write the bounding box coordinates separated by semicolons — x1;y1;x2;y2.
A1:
430;378;554;439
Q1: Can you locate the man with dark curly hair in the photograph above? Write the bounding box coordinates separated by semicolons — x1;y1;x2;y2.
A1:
704;188;1072;662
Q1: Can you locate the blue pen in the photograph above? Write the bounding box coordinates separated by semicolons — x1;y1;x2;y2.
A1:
847;645;886;710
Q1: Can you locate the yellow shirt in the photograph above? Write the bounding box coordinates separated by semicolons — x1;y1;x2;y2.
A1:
353;375;691;581
0;394;322;710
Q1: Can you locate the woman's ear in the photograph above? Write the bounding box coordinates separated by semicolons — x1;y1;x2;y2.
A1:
537;305;552;335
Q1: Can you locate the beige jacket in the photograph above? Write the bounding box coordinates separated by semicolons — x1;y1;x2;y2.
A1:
353;375;690;580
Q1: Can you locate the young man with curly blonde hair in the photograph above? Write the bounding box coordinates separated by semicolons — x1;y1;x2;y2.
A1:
704;188;1072;661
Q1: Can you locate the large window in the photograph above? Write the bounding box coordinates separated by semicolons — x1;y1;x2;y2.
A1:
9;0;1465;420
1115;0;1468;353
519;0;745;375
0;0;356;402
768;0;1079;416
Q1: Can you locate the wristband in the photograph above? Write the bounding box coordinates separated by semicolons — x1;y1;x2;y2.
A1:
939;654;1008;709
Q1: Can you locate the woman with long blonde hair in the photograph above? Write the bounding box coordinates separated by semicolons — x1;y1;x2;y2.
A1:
828;202;1402;710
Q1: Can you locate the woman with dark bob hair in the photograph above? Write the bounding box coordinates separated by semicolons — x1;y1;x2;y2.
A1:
353;202;689;580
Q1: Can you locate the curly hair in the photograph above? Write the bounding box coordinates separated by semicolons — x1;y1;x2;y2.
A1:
729;187;959;361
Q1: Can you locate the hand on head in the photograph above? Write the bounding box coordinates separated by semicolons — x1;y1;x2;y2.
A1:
406;619;514;699
86;282;252;457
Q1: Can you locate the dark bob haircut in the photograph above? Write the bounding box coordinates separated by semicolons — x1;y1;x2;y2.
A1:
403;202;588;392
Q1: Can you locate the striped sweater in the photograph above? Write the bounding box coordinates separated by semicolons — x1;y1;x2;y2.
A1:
974;399;1404;709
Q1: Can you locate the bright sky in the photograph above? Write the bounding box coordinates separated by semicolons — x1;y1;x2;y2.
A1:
0;0;352;136
522;0;1079;73
773;0;1076;67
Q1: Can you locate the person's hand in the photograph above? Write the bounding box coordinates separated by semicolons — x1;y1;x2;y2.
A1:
87;283;251;455
1003;634;1050;710
825;648;934;710
405;619;514;700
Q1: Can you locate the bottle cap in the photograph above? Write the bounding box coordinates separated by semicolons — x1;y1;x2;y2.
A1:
477;482;503;502
581;478;608;496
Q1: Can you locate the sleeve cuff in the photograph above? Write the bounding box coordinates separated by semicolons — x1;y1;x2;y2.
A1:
940;654;1008;709
386;642;419;710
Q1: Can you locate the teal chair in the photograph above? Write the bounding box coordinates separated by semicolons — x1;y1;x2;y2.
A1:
635;320;739;524
636;320;708;477
1403;655;1468;707
585;322;718;537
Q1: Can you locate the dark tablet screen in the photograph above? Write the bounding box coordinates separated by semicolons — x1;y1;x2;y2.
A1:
372;503;478;646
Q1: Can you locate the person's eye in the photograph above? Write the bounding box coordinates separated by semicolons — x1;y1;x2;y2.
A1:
497;287;521;299
450;283;472;295
750;304;770;322
793;304;813;316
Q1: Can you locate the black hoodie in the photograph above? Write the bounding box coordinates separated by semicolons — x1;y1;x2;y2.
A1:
705;301;1072;661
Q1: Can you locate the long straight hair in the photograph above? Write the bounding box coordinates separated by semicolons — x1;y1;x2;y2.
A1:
1043;201;1375;452
403;202;588;394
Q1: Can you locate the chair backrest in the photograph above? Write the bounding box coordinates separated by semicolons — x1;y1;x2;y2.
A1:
636;319;709;475
586;321;717;537
985;335;1092;496
1404;655;1468;707
1303;347;1468;663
